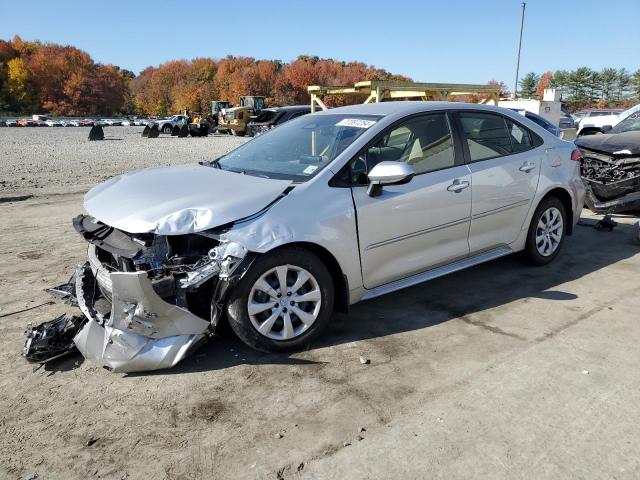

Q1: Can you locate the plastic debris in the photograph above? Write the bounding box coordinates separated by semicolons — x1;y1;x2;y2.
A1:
23;314;85;363
359;356;370;365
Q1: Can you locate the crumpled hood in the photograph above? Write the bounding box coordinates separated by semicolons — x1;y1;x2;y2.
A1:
84;165;291;235
576;131;640;155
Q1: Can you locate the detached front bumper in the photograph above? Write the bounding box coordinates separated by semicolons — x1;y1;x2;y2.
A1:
72;263;211;372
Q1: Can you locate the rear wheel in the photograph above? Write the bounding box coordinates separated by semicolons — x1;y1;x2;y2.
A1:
524;197;567;265
226;247;334;352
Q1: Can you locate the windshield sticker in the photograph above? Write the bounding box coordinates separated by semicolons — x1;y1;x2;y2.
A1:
336;118;376;129
303;165;319;174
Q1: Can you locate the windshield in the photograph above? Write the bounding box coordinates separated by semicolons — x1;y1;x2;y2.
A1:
619;104;640;122
215;114;381;181
611;112;640;134
254;110;280;123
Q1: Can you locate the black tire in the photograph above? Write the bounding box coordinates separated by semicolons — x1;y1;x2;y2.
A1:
226;247;334;352
524;196;567;265
162;124;173;134
231;129;245;137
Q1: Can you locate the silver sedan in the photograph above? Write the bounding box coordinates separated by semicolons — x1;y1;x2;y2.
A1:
59;102;585;372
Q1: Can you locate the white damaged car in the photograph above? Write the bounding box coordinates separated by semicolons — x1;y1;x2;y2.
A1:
25;102;585;372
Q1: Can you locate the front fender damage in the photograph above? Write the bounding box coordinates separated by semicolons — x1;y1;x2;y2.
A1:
24;239;249;373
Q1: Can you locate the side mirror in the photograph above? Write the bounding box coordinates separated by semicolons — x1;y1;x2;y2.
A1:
367;161;415;197
601;125;613;133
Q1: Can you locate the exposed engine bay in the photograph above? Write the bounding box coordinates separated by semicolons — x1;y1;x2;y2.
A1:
24;214;252;372
579;148;640;213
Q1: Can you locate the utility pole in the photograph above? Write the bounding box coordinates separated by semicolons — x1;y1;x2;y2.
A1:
513;2;526;99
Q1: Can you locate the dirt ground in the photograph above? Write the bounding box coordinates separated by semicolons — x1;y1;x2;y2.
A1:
1;129;640;480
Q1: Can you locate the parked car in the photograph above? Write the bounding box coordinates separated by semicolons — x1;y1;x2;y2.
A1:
156;115;188;134
17;118;38;127
572;108;624;126
6;119;18;127
575;110;640;214
102;119;123;126
45;119;63;127
36;102;584;372
247;106;313;136
509;109;561;137
576;104;640;136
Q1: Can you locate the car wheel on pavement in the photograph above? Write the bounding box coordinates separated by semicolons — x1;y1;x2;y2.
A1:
226;247;334;352
524;197;567;265
162;124;173;134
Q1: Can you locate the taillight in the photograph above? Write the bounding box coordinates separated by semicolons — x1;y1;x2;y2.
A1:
571;149;583;162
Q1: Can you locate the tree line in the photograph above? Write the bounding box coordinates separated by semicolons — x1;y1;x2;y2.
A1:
518;68;640;111
0;36;410;116
3;36;639;116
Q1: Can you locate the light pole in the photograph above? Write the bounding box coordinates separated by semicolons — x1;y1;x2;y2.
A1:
513;2;526;99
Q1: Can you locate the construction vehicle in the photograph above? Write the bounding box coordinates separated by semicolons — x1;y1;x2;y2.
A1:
211;101;231;127
216;96;266;136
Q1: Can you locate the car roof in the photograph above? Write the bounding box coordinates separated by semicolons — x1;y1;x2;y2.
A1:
267;105;311;112
312;101;515;116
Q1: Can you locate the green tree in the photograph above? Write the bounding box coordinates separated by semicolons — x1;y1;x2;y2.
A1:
631;69;640;101
599;68;618;101
518;72;539;98
615;68;631;101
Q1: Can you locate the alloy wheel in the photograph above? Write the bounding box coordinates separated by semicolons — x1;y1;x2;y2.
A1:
247;265;322;340
535;207;564;257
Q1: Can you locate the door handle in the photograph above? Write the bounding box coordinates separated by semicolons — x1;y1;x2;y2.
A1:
447;179;470;193
519;162;536;173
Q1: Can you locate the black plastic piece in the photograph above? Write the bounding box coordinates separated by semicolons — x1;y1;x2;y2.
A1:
23;314;86;363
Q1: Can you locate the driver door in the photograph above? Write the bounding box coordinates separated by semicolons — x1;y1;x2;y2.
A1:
351;112;472;289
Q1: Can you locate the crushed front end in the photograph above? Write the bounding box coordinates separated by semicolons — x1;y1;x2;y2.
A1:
26;215;249;373
579;147;640;214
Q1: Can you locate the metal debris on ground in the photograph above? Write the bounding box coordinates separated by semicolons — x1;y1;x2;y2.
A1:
594;215;618;232
23;314;86;363
359;356;370;365
86;436;99;446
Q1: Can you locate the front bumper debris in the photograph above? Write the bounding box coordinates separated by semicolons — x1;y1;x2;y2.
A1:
24;213;251;373
74;263;210;372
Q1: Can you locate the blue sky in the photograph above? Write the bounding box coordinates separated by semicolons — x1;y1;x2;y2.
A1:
2;0;639;91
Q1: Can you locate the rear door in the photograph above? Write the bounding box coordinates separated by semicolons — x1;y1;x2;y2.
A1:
453;111;542;253
351;112;472;289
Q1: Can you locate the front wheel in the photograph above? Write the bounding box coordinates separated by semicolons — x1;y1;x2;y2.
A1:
162;124;173;134
226;247;334;352
524;197;567;265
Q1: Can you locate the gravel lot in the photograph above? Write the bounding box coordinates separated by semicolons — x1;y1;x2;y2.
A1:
0;127;639;479
0;126;246;194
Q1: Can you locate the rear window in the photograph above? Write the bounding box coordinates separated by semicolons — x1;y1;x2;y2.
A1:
458;112;513;161
458;112;535;161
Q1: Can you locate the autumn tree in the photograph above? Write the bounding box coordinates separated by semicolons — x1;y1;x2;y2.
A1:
535;72;552;99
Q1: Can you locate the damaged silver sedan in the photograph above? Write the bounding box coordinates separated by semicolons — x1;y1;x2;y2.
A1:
26;102;585;372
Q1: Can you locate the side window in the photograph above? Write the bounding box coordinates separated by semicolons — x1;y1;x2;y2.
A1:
458;112;514;161
361;113;455;175
506;119;533;153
